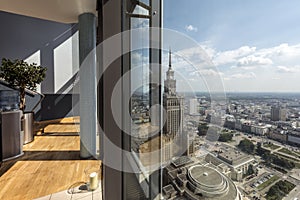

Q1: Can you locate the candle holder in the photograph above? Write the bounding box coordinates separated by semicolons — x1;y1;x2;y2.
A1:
84;166;100;191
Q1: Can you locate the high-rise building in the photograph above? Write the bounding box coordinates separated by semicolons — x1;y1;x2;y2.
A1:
271;106;286;121
189;98;199;115
163;49;184;162
187;134;195;156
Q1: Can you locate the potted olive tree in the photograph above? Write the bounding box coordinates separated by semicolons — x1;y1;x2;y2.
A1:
0;58;47;143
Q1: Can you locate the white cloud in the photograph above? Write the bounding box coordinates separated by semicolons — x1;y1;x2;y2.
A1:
253;43;300;68
239;66;257;70
213;46;256;65
202;69;223;76
272;77;281;80
131;52;143;67
133;5;149;15
174;47;214;70
190;69;222;77
237;55;273;66
161;42;300;92
201;44;216;59
202;43;300;79
185;25;198;32
163;42;300;92
131;18;149;29
131;52;149;68
230;72;257;79
204;43;300;70
257;43;300;58
276;65;300;73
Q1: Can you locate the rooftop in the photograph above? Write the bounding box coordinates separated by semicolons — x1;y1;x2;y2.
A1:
218;147;254;166
189;165;223;187
164;158;241;200
172;156;193;168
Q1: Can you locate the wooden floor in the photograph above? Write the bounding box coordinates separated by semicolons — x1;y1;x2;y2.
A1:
0;117;101;200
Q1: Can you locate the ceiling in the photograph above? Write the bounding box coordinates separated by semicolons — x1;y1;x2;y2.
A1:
0;0;97;23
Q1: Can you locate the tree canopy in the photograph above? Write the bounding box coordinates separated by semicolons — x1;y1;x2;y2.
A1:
0;58;47;110
197;123;209;136
266;180;295;200
238;139;255;154
218;133;233;142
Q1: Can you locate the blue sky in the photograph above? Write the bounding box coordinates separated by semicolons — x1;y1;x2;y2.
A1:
164;0;300;50
162;0;300;92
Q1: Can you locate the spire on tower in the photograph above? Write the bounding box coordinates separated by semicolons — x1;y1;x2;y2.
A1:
165;47;176;95
169;47;172;69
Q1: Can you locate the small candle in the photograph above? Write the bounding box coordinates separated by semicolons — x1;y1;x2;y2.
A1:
89;172;98;190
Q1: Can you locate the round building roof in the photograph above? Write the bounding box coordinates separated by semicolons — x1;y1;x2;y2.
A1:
189;165;223;187
187;165;231;198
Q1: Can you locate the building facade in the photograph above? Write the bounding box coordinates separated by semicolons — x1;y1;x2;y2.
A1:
189;98;198;115
268;129;288;143
205;147;257;182
271;106;286;121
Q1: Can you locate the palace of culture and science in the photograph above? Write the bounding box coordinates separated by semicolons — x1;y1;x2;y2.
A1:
162;49;184;162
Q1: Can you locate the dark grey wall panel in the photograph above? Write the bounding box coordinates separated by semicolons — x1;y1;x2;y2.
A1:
0;11;79;120
35;93;79;121
0;11;76;64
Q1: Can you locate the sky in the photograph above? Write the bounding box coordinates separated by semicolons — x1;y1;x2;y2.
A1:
162;0;300;93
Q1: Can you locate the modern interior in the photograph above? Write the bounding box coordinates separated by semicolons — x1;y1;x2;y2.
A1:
0;0;163;199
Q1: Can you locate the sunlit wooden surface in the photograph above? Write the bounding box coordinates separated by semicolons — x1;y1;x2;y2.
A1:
0;117;101;200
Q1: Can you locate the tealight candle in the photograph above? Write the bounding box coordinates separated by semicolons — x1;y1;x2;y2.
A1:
89;172;98;190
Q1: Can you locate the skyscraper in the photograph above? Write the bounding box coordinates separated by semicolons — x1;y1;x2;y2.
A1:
163;49;184;162
271;106;286;121
189;98;199;115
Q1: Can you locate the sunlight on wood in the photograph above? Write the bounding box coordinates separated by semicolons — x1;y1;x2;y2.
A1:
0;117;101;200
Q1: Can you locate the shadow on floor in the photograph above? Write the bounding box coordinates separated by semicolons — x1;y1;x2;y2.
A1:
38;132;79;136
0;150;83;177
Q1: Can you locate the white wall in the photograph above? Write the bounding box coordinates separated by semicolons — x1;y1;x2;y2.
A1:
54;31;79;94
